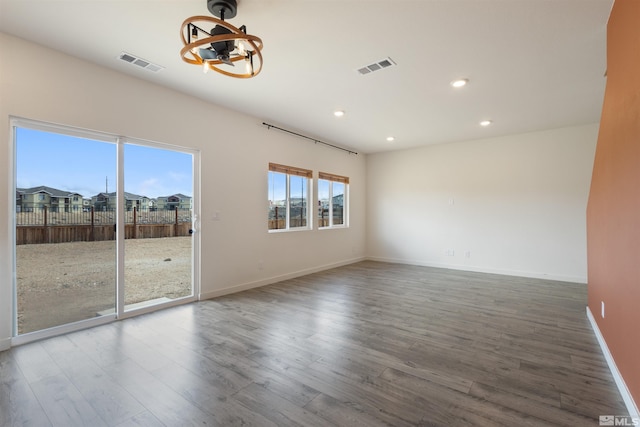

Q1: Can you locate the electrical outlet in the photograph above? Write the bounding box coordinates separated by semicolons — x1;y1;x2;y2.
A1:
465;250;471;258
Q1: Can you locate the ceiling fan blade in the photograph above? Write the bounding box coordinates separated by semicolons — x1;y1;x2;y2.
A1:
199;47;234;66
218;54;235;66
198;48;218;61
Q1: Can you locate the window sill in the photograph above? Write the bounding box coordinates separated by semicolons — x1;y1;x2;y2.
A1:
268;227;312;234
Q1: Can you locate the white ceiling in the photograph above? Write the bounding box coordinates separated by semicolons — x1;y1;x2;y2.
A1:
0;0;613;154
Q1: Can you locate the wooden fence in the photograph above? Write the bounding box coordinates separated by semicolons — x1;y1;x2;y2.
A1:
16;206;191;226
268;205;343;230
16;207;192;245
16;223;192;245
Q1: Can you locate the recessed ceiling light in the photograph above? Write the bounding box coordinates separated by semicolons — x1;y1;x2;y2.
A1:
386;136;395;142
451;79;468;88
480;120;492;127
334;110;345;117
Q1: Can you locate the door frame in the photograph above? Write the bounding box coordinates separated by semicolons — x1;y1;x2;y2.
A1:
9;117;201;345
116;136;201;320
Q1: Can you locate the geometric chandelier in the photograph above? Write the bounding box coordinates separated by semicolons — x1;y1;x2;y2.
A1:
180;0;263;78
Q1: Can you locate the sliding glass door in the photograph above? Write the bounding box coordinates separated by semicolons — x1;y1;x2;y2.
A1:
14;127;117;335
123;143;194;311
12;119;198;341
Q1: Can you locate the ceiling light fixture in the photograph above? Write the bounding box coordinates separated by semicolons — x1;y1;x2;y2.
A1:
180;0;263;78
334;110;345;117
386;136;395;142
451;79;468;88
480;120;492;127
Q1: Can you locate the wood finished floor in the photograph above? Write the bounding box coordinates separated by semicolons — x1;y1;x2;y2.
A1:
0;261;627;426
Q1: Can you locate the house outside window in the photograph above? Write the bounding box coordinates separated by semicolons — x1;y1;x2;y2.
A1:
318;172;349;228
268;163;311;231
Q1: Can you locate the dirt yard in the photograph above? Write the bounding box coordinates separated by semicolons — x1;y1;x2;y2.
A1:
16;236;192;334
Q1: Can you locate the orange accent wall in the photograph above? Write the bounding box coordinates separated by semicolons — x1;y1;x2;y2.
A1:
587;0;640;408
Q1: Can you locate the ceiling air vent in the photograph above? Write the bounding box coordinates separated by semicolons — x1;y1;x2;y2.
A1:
357;57;396;75
118;52;164;73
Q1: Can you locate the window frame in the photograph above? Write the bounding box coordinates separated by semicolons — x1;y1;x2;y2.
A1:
268;163;312;232
317;172;349;229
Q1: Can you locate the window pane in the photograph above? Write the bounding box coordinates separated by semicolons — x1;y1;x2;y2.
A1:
318;179;330;228
333;182;345;225
15;127;116;334
289;175;308;228
123;143;194;311
268;171;286;230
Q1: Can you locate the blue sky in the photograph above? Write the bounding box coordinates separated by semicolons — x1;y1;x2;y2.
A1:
16;128;193;199
268;171;286;202
268;173;308;202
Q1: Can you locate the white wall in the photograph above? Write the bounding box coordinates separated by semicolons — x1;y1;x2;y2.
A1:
0;33;598;351
366;124;598;283
0;34;366;349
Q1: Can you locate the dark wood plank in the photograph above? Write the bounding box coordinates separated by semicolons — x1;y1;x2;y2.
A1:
11;342;63;383
29;375;108;427
233;382;329;427
40;335;148;426
303;392;392;427
109;410;164;427
469;381;596;426
0;350;52;426
99;358;216;426
0;261;628;426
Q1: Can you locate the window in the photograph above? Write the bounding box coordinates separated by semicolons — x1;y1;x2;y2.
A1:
268;163;311;231
318;172;349;228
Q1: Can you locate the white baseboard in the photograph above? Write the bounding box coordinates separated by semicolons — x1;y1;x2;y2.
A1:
0;337;12;352
199;256;366;301
365;256;587;283
587;307;639;418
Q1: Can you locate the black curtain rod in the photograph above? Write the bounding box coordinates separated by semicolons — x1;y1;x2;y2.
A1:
262;122;358;155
